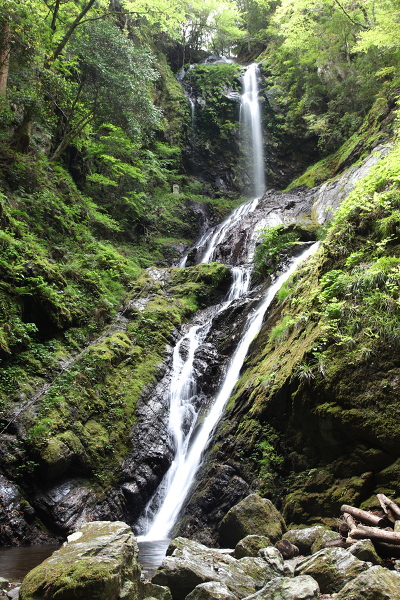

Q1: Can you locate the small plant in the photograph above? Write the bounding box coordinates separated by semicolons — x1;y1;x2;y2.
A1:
253;225;299;280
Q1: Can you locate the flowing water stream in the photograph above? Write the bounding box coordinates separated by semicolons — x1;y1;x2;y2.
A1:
240;63;266;198
137;65;319;556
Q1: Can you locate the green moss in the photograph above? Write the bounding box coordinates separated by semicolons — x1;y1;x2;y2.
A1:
287;92;395;190
15;261;230;487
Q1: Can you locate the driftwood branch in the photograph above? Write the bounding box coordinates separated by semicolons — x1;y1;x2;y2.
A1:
350;525;400;545
343;512;357;531
377;493;400;521
340;504;387;528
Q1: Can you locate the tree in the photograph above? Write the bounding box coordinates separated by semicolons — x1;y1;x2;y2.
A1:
49;20;160;160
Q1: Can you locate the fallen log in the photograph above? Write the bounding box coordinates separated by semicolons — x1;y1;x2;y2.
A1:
343;512;357;532
340;504;387;528
350;525;400;545
377;493;400;521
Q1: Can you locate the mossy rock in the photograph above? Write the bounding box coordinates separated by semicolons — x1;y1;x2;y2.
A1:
218;494;286;547
19;521;141;600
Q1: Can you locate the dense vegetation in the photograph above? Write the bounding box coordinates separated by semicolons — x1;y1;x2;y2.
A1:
1;0;400;542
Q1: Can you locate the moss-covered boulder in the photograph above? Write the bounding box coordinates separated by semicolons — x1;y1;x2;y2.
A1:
236;556;280;589
152;537;258;600
336;565;400;600
294;547;369;594
348;539;383;566
243;576;320;600
218;494;286;547
19;521;141;600
234;535;272;559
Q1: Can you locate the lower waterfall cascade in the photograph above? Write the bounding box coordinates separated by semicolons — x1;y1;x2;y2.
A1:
137;196;320;541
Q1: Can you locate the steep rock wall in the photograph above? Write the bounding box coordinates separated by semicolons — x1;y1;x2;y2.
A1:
175;141;400;544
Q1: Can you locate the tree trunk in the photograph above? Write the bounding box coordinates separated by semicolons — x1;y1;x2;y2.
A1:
0;23;11;96
51;0;97;61
350;525;400;545
340;504;387;528
377;493;400;520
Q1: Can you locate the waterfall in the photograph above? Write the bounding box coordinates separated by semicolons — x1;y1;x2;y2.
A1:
138;231;319;541
240;63;266;198
136;61;309;543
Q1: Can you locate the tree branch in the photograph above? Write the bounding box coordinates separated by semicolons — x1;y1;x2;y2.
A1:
333;0;369;30
51;0;97;61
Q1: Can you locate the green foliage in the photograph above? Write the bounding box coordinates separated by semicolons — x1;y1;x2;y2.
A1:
253;225;300;280
254;0;400;163
269;315;296;343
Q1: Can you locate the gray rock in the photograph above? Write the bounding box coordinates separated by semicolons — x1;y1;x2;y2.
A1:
294;547;370;594
218;495;286;547
0;579;9;588
282;526;327;555
152;537;258;600
34;479;126;536
310;529;342;553
311;144;393;223
234;536;272;559
19;521;141;600
348;539;384;566
6;589;20;600
141;583;172;600
185;582;238;600
257;547;293;577
236;557;277;589
242;575;319;600
336;565;400;599
0;474;55;546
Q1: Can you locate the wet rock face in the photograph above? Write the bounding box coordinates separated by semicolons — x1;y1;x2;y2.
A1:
175;463;250;547
191;189;316;268
0;473;57;546
33;480;126;537
19;521;141;600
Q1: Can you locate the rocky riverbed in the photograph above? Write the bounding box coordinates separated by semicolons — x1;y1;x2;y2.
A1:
7;493;400;600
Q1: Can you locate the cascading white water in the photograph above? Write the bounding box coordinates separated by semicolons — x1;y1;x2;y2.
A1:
140;264;251;540
140;241;319;541
137;60;309;544
241;63;266;199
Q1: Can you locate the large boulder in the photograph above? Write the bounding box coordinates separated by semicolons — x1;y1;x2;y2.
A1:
294;547;369;594
348;539;384;566
336;565;400;600
19;521;141;600
241;576;319;600
282;526;328;555
152;537;263;600
234;536;272;559
186;581;239;600
257;547;294;577
218;495;285;547
310;529;341;553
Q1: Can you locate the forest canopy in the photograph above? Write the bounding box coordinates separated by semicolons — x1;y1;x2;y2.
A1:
0;0;399;203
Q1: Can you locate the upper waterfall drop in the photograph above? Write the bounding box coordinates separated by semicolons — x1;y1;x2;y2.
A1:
241;63;266;199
